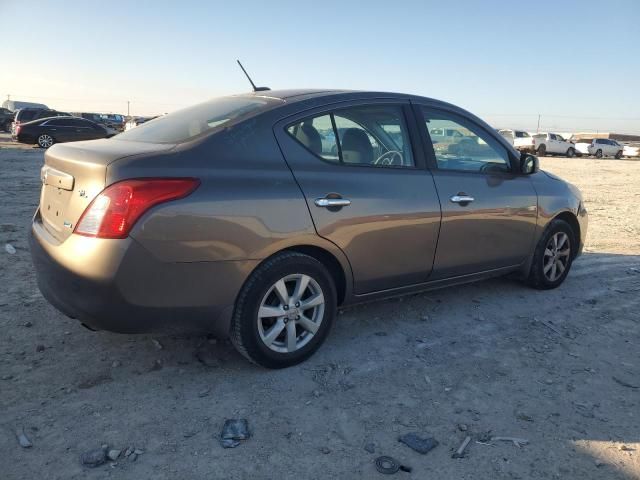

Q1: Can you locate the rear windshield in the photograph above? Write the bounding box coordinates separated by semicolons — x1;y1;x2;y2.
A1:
115;96;283;144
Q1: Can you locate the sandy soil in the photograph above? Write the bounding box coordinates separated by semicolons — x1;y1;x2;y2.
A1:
1;147;639;479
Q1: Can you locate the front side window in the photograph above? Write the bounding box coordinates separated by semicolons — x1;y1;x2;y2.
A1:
287;105;414;167
421;108;511;173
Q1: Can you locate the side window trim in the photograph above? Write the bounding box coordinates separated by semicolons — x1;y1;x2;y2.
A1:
412;104;517;174
283;102;420;170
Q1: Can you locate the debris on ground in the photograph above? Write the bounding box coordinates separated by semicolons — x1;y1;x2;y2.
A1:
612;376;639;389
398;433;439;454
80;446;108;468
5;243;16;254
220;419;250;448
151;338;163;350
35;344;45;352
452;436;472;458
15;428;33;448
149;359;163;371
364;442;376;453
320;446;331;454
458;423;468;432
375;456;412;474
107;449;121;461
491;436;529;448
534;316;562;335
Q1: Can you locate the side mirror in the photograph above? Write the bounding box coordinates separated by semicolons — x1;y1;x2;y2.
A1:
520;152;539;174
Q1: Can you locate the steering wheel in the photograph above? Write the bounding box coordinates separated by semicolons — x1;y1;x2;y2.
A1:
373;150;403;166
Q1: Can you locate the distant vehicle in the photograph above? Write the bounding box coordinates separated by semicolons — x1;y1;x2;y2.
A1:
574;138;624;159
623;144;639;158
101;114;125;131
72;112;124;135
498;129;534;153
14;116;110;148
0;107;13;132
498;129;514;146
532;133;577;157
12;108;70;134
2;100;49;112
124;116;157;130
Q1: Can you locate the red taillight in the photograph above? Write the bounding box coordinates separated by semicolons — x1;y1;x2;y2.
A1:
15;125;21;135
74;178;199;239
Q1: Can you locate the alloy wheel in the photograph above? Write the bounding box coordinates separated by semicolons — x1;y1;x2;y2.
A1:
543;232;571;282
257;273;325;353
38;134;53;148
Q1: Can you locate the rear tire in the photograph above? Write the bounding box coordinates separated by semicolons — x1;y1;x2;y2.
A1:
536;145;547;156
595;149;603;158
526;219;575;290
37;134;54;148
615;150;623;159
230;251;337;368
566;148;575;158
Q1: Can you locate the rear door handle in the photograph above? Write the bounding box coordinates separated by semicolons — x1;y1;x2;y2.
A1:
315;197;351;208
450;194;475;204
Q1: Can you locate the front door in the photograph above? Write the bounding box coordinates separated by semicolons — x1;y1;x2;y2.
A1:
416;105;538;279
275;101;441;294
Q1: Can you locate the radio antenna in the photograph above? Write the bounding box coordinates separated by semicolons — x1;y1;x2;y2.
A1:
236;60;270;92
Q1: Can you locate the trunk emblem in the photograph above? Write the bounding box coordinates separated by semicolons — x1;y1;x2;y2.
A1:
78;190;87;198
63;221;73;229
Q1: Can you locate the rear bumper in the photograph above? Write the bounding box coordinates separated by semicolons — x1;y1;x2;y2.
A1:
30;212;257;336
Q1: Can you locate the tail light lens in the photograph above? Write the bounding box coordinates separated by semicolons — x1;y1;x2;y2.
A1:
74;178;199;239
15;125;21;135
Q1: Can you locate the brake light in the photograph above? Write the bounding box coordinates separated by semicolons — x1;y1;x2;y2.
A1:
15;125;21;135
74;178;199;239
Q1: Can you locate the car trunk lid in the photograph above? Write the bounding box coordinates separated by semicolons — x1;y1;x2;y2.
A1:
39;139;175;242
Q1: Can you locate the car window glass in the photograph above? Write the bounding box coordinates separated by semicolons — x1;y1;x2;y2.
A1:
287;115;338;162
287;105;414;168
421;108;511;173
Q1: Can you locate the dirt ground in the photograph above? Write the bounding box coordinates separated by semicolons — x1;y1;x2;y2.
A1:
1;140;639;479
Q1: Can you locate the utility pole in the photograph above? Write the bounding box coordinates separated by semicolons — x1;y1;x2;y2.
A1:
127;100;130;117
537;114;541;133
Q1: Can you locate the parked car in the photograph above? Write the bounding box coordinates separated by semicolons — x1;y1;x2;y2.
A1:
498;129;534;152
623;144;639;158
11;108;70;134
0;107;13;132
72;112;126;132
14;116;110;148
532;132;577;157
124;116;157;130
30;90;587;368
574;138;624;158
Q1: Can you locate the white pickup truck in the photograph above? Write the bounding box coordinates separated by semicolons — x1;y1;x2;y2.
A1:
532;132;577;157
498;129;535;152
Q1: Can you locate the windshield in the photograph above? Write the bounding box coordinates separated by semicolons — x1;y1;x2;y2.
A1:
115;96;283;143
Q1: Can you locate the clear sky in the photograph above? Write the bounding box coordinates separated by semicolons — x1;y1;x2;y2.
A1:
1;0;639;133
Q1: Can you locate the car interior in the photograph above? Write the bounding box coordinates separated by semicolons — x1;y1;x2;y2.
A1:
288;106;414;168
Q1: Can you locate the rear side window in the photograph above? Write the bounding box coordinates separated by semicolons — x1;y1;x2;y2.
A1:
116;96;282;143
19;110;38;122
515;131;530;138
287;105;414;168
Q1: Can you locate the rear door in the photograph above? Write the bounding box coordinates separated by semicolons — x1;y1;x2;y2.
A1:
414;105;538;279
274;100;441;294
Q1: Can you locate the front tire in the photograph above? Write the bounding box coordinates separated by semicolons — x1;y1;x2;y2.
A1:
566;148;575;158
615;150;623;159
595;149;603;158
526;219;575;290
230;252;337;368
37;134;54;148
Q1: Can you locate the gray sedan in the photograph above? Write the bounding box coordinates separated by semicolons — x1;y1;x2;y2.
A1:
30;89;587;368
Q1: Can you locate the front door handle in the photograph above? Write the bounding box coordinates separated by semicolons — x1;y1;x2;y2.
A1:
315;197;351;208
450;194;475;204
